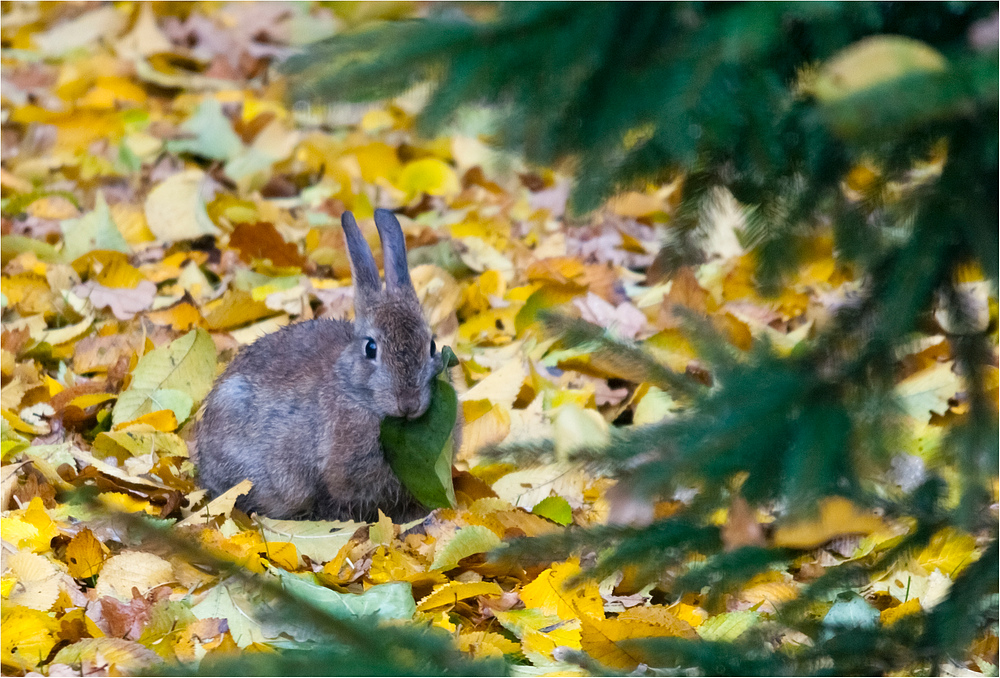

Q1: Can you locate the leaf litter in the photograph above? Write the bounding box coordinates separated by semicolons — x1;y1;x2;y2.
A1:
1;2;997;676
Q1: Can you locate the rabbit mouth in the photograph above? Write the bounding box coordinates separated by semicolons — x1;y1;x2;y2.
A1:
396;395;429;420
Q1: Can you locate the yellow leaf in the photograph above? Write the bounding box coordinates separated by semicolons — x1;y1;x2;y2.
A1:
350;141;401;183
495;608;582;665
669;602;709;629
580;611;694;671
113;408;178;432
813;36;946;103
917;527;979;577
520;559;604;621
430;525;501;571
456;402;511;462
262;541;299;570
91;254;147;289
68;392;117;410
146;301;204;331
202;288;278;331
100;492;155;514
397;157;460;201
368;545;444;587
1;606;60;671
881;597;922;627
607;191;665;218
19;497;62;551
144;169;221;243
370;509;395;545
65;528;108;579
738;572;799;613
696;610;759;642
772;496;890;550
52;638;160;673
458;630;522;660
1;518;43;552
417;580;504;611
177;479;252;527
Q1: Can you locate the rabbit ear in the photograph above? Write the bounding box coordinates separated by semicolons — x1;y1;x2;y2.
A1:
341;211;381;311
373;208;414;295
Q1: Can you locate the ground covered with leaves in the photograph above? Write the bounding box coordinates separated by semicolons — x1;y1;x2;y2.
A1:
1;3;997;676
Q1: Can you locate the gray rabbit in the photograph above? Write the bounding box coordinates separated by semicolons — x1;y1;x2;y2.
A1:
196;209;447;522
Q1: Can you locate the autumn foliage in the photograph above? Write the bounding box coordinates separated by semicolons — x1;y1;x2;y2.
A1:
1;3;998;677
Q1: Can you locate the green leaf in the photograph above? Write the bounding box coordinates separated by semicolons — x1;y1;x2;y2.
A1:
114;388;192;425
430;525;502;571
60;191;130;261
280;575;416;623
440;344;459;369
696;610;760;642
1;234;63;265
111;329;217;426
165;96;245;161
823;592;879;630
256;517;362;563
531;496;573;526
380;377;457;510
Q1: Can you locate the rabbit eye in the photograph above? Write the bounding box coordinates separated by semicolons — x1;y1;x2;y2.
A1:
364;338;377;360
430;340;437;356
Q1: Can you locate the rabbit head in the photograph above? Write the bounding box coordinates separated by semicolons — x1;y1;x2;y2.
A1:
340;209;442;419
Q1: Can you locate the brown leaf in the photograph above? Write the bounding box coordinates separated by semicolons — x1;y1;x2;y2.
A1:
721;494;767;551
229;221;304;267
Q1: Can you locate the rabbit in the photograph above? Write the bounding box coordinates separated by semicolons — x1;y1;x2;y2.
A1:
196;209;450;523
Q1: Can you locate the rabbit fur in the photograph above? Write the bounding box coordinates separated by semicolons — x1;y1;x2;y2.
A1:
196;209;448;522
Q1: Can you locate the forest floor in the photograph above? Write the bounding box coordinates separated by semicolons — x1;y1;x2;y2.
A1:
1;3;995;676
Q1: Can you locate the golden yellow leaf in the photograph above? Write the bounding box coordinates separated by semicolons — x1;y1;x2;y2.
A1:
146;301;204;331
350;141;401;183
262;541;299;570
917;527;979;577
201;288;278;331
368;545;444;587
881;597;922;627
669;602;709;628
100;491;155;514
1;518;41;552
607;191;665;218
91;256;147;289
458;630;522;659
112;408;178;432
1;606;60;671
738;572;799;613
397;157;460;201
495;608;582;665
2;273;57;316
520;559;604;621
68;392;117;410
580;609;694;672
416;580;504;611
65;528;108;579
772;496;890;550
20;497;62;552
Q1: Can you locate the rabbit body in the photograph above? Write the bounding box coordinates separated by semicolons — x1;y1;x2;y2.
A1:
196;210;445;522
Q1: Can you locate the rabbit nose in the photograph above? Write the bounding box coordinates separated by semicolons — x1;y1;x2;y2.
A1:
399;397;422;419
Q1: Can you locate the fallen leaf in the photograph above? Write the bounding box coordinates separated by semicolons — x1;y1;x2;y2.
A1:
93;552;174;602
